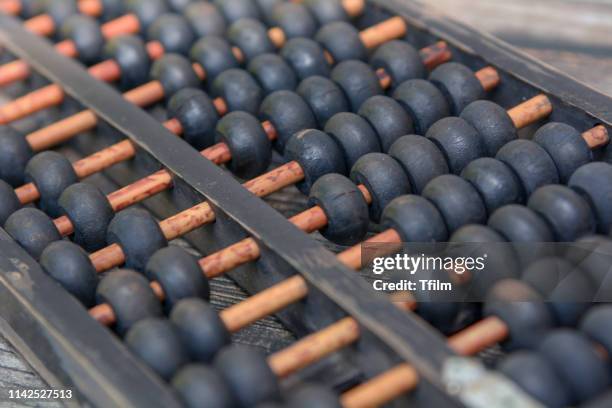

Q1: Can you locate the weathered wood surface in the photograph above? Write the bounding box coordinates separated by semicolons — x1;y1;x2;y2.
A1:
1;0;611;405
427;0;612;96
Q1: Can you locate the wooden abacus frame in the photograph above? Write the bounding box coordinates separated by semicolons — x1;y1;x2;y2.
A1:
0;0;609;407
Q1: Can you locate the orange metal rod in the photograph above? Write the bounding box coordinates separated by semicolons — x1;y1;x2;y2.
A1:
0;12;141;88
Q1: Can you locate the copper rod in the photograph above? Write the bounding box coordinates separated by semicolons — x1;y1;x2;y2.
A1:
78;0;103;17
342;0;365;17
447;315;509;356
89;161;305;271
582;125;609;149
72;140;136;179
420;41;452;71
23;14;55;37
337;229;403;270
268;317;361;378
0;40;163;124
0;13;140;87
359;17;407;50
341;364;419;408
475;66;500;92
0;0;21;15
26;81;164;151
100;13;141;38
220;276;309;333
507;94;552;129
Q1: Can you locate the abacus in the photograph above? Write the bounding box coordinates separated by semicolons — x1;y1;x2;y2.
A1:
0;0;611;407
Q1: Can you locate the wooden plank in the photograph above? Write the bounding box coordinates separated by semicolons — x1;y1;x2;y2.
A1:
428;0;612;96
0;336;61;408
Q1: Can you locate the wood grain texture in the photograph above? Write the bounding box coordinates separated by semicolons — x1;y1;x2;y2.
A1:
0;336;61;407
429;0;612;96
1;0;612;402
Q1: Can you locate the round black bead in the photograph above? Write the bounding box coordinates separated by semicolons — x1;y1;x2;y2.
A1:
0;126;33;186
190;37;239;84
538;330;610;404
172;364;236;408
583;392;612;408
285;129;347;194
528;185;595;242
0;180;20;226
393;79;450;135
331;60;382;111
167;88;219;149
522;257;594;326
498;351;571;408
388;135;449;194
315;21;366;62
227;18;274;61
214;344;281;407
215;0;262;24
450;225;518;297
259;90;317;153
184;2;226;38
150;54;200;99
297;76;349;127
125;0;169;30
429;63;484;115
103;35;151;89
167;0;191;12
146;247;210;311
247;53;298;94
426;117;486;174
106;208;168;271
488;205;554;266
287;383;341;408
422;175;487;233
460;100;517;156
309;174;369;245
171;298;231;363
99;0;124;22
570;235;612;300
569;162;612;234
216;111;271;179
5;208;60;259
370;40;426;86
96;269;163;335
24;151;78;217
147;13;195;56
19;0;44;19
58;183;114;251
496;139;559;196
281;38;331;81
126;318;188;380
534;122;592;183
580;305;612;357
60;15;103;65
40;241;97;306
324;112;381;168
212;69;263;114
255;0;283;25
461;158;524;214
350;153;411;222
273;3;317;39
484;279;553;350
304;0;348;24
41;0;76;27
489;205;553;243
358;96;414;152
381;195;448;242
